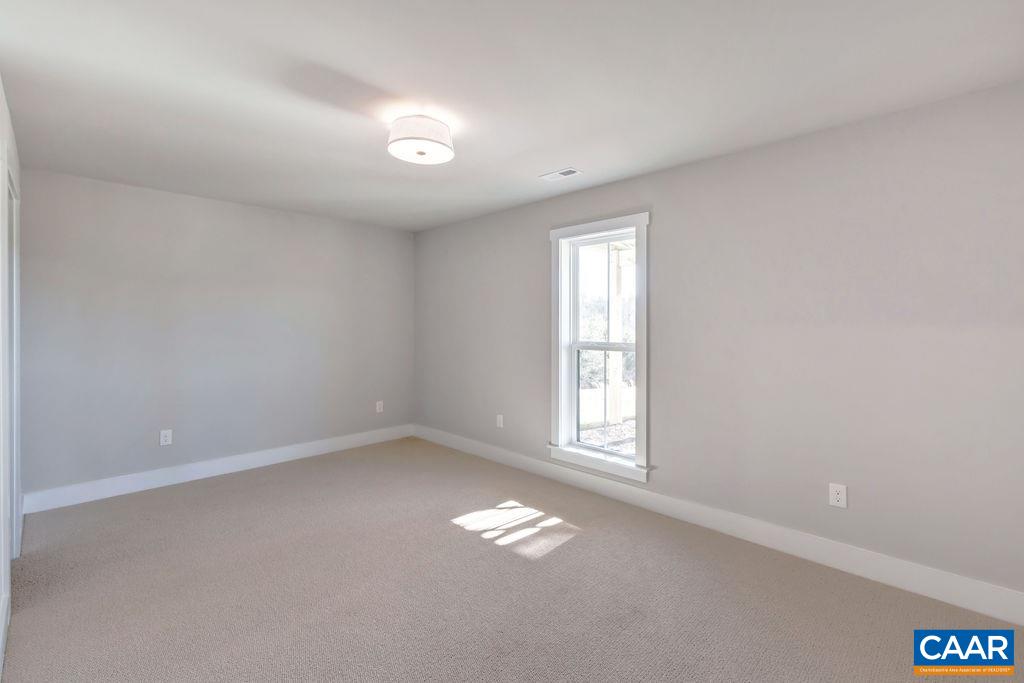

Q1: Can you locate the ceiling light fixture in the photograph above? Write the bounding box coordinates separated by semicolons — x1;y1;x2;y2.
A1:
387;115;454;165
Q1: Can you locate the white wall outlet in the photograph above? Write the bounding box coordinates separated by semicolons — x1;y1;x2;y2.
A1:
496;414;504;428
376;400;384;414
159;429;173;446
829;483;847;509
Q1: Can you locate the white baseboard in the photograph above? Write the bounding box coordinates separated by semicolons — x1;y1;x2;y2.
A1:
23;424;416;514
412;425;1024;626
0;591;9;674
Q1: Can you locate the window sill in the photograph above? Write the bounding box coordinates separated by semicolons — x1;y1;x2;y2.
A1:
548;444;650;483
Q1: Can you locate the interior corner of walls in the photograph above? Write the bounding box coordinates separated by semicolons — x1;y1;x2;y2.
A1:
21;175;419;494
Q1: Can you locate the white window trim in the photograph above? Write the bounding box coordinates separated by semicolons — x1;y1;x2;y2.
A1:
549;212;649;483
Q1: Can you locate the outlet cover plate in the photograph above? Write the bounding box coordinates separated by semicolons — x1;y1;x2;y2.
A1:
829;482;847;509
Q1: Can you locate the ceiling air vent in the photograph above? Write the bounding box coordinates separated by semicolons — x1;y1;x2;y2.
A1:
539;167;582;181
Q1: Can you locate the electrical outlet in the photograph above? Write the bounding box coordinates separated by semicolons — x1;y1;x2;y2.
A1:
829;483;847;509
159;429;173;446
376;400;384;414
496;414;504;428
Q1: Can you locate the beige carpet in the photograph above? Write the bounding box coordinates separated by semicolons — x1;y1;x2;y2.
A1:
4;437;1014;681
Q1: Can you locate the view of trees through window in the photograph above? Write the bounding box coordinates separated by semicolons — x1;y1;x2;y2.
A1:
576;238;636;455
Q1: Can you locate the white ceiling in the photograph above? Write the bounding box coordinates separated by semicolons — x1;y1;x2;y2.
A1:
2;1;1023;230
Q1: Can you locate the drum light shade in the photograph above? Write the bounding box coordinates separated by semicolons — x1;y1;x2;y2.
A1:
387;115;454;165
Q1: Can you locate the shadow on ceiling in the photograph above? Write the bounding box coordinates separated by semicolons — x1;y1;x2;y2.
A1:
280;61;395;120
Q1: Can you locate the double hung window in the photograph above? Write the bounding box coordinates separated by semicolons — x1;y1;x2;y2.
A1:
550;213;648;482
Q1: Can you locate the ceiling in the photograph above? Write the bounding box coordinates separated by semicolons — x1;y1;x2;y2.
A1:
2;1;1023;230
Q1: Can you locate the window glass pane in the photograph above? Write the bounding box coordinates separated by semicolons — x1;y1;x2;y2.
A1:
609;239;636;344
577;238;635;344
576;350;636;457
577;242;608;342
577;349;606;447
604;350;636;456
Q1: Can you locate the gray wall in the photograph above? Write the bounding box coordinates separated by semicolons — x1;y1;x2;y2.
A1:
414;81;1024;592
22;171;414;491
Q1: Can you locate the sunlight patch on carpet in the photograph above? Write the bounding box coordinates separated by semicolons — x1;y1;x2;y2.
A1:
451;500;578;558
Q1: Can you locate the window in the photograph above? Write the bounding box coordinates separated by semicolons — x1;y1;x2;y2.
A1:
550;213;648;482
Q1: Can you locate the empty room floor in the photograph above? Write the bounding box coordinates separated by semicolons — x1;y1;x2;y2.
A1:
4;438;1011;681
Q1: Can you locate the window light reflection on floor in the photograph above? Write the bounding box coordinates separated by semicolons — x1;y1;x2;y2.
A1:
451;500;578;559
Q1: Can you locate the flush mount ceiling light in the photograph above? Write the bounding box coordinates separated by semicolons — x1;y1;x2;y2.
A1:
387;115;454;165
